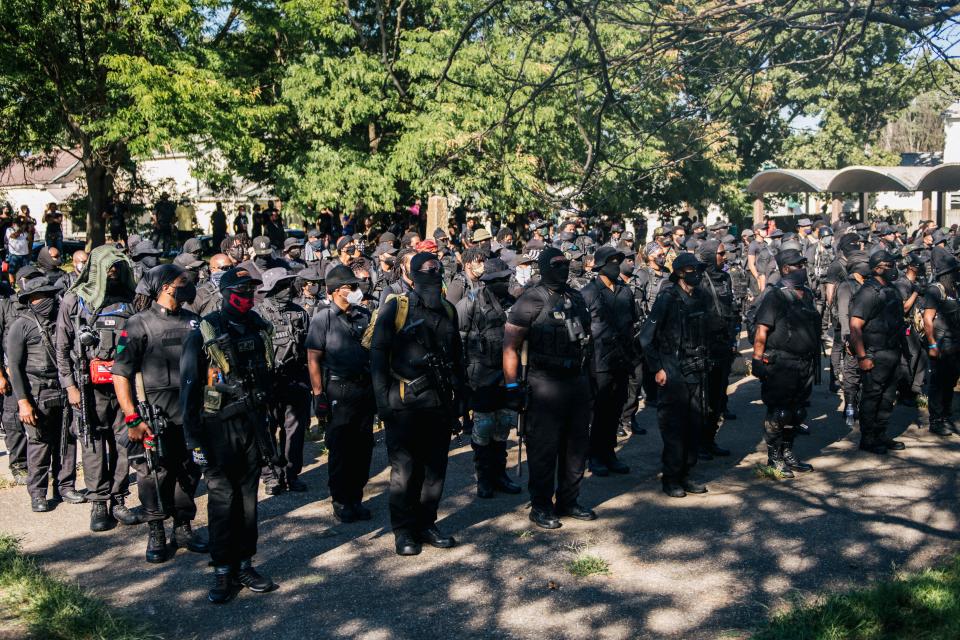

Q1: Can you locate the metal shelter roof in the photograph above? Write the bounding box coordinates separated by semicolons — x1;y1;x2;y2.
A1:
746;163;960;193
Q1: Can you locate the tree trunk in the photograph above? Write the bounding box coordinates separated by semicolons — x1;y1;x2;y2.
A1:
83;162;112;250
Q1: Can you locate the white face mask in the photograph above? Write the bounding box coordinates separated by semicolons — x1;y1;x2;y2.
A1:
346;288;364;305
516;267;531;285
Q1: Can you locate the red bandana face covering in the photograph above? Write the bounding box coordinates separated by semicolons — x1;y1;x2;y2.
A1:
228;293;254;314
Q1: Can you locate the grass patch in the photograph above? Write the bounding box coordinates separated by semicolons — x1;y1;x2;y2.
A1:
754;463;787;481
754;556;960;639
0;534;160;640
567;554;610;578
0;477;14;490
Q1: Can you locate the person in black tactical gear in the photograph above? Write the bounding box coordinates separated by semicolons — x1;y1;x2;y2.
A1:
255;268;311;494
751;249;820;477
503;247;596;529
923;247;960;437
36;246;68;294
283;237;307;273
193;254;233;317
130;239;162;281
370;252;466;555
635;242;671;406
695;240;737;459
244;236;289;279
456;257;523;499
7;277;83;512
180;266;278;604
638;252;710;498
580;246;637;476
836;251;870;425
848;250;906;454
378;248;415;307
617;249;648;437
112;264;208;564
56;245;140;531
293;264;326;319
306;265;376;522
0;268;34;486
895;248;927;407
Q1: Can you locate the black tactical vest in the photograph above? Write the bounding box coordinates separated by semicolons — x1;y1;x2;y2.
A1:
930;283;960;353
466;287;508;371
526;286;587;374
764;286;821;358
79;298;133;361
861;279;905;351
22;311;59;385
258;298;309;369
140;305;197;391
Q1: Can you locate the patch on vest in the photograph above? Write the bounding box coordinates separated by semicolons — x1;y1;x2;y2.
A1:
237;338;256;352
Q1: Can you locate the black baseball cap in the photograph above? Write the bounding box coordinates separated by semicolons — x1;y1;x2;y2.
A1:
218;266;261;292
252;236;272;256
326;265;360;289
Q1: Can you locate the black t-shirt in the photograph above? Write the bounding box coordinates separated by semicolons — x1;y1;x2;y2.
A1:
304;304;371;377
850;279;904;350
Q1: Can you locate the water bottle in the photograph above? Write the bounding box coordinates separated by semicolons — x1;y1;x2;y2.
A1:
845;405;855;426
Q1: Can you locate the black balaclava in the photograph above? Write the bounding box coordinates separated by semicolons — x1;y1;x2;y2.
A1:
538;247;569;291
410;252;444;310
38;248;61;271
696;240;721;275
106;261;131;297
139;255;160;269
599;259;621;281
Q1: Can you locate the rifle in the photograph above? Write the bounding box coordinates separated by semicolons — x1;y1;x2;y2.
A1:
406;319;465;445
137;402;166;511
73;315;94;451
515;341;529;478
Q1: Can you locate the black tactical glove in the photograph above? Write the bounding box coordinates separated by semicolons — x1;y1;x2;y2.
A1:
313;392;331;422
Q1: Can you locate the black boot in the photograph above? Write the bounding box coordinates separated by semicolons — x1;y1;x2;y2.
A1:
235;559;276;593
208;566;238;604
90;501;116;532
765;445;794;479
491;440;522;494
145;520;168;564
782;445;813;473
112;495;141;526
172;520;209;553
931;420;953;437
472;443;495;499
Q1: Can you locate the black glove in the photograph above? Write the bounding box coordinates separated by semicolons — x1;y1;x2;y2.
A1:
313;392;331;422
751;358;768;380
504;383;528;412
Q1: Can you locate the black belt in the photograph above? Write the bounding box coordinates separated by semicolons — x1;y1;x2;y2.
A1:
328;373;370;384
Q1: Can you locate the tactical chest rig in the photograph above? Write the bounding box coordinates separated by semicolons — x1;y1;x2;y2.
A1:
198;314;275;420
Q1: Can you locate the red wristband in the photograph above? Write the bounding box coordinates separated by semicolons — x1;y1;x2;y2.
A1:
125;413;143;426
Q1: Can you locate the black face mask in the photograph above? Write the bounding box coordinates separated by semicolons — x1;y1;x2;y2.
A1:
140;256;159;269
619;261;634;276
287;248;302;259
782;268;807;288
540;262;569;289
32;296;57;318
229;248;245;262
569;260;584;277
305;284;320;298
682;271;702;287
412;270;444;310
599;261;621;281
882;267;898;282
270;287;293;304
174;282;197;305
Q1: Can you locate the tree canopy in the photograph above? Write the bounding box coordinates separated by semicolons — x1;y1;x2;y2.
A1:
1;0;957;237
